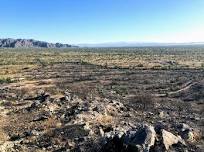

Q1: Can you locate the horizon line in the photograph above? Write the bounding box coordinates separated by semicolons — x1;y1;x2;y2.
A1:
1;37;204;46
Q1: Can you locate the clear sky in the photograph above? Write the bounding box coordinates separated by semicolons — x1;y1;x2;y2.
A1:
0;0;204;44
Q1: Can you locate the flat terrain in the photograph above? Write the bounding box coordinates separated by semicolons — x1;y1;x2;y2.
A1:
0;48;203;151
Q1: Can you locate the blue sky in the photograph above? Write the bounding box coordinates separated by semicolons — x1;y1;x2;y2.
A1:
0;0;204;44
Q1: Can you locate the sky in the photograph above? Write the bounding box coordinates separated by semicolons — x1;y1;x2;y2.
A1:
0;0;204;44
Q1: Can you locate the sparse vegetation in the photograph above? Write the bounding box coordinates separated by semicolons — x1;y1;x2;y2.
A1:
201;62;204;68
0;77;13;84
0;47;203;70
128;93;155;110
0;47;203;152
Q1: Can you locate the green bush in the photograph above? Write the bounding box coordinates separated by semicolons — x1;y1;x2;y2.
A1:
201;63;204;68
0;77;13;84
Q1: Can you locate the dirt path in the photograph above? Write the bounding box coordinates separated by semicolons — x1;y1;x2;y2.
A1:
168;81;197;95
0;108;9;144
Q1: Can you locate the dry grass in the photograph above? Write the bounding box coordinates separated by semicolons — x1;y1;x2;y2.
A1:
106;105;118;116
0;115;9;143
0;48;203;70
44;117;61;129
0;130;7;143
0;65;36;77
95;114;113;126
128;93;156;111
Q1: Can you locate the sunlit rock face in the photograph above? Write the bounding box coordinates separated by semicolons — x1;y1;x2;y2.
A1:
0;38;72;48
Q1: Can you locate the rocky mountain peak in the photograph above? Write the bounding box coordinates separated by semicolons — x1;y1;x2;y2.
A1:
0;38;74;48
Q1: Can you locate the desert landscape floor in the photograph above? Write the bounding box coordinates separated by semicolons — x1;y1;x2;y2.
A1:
0;62;203;152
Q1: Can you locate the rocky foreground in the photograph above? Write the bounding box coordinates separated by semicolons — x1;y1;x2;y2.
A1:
0;38;73;48
0;88;203;152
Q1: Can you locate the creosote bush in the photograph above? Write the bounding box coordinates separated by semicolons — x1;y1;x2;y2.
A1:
0;77;13;84
128;93;155;111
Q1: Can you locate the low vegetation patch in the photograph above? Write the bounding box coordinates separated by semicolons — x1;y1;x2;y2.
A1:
0;77;14;84
127;93;156;111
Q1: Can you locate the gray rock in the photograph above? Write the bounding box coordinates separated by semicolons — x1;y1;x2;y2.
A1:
124;125;156;151
177;123;199;142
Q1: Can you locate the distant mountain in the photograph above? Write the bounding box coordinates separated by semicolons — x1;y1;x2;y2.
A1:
79;42;204;47
0;38;74;48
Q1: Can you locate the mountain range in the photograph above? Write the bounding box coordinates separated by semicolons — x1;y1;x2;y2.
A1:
78;42;204;47
0;38;73;48
1;38;204;48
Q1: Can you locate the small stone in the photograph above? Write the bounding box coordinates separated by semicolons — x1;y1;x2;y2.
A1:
37;89;45;96
159;111;165;118
99;127;105;137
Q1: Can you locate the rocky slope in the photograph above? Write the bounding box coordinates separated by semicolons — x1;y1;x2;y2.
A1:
0;38;73;48
0;89;203;152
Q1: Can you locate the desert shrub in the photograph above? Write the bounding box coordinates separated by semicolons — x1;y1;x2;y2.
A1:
201;63;204;68
112;85;128;96
80;60;90;65
96;85;109;97
96;114;113;126
137;63;144;67
128;93;155;111
0;77;13;84
14;88;29;99
173;101;192;114
34;58;47;67
44;117;60;129
0;100;12;107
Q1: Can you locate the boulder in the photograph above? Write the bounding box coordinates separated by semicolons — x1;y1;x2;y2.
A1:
124;125;156;151
162;129;186;150
177;123;201;142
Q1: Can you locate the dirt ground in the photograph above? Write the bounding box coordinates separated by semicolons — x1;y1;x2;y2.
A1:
0;47;204;151
0;61;203;151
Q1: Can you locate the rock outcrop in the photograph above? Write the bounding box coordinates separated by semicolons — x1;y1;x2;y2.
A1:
0;89;203;152
123;125;156;151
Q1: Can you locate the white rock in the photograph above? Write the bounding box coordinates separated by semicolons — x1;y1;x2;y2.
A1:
162;129;186;150
99;127;105;137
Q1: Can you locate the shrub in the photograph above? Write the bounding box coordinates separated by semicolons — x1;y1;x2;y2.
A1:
0;77;13;84
137;63;144;67
96;114;113;126
201;63;204;68
112;85;128;96
44;117;60;129
34;58;47;67
128;93;155;111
